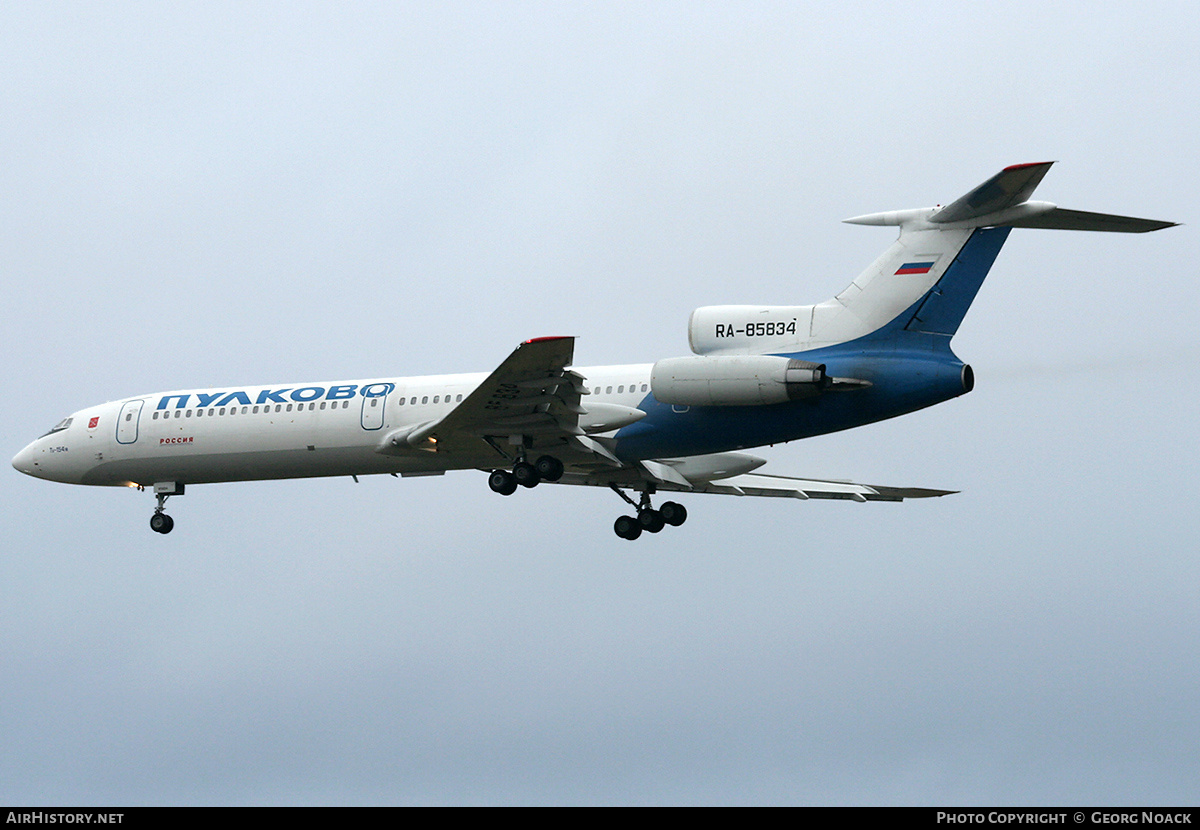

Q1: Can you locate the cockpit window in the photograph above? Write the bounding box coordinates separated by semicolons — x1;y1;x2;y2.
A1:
41;417;73;438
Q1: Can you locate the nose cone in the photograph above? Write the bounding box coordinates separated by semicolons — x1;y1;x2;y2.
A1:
12;442;37;477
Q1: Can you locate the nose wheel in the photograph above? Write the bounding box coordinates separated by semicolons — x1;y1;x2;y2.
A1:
150;511;174;534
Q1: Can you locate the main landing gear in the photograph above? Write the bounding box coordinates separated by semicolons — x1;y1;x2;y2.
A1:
484;458;687;540
609;485;687;541
148;482;184;534
488;454;564;495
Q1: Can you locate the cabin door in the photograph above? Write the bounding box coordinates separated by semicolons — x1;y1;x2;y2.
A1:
360;383;391;430
116;399;144;444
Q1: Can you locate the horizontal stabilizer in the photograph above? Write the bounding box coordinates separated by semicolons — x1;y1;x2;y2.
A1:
1003;207;1177;233
929;162;1055;224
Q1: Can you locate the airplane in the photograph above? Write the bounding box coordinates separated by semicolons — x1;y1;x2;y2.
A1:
12;162;1176;539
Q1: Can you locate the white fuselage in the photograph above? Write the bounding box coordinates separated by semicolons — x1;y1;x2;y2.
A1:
12;364;655;488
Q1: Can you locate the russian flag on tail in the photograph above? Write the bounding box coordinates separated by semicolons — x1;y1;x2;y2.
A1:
895;261;935;275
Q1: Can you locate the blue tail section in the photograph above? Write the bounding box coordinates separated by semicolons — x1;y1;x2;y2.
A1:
905;227;1012;338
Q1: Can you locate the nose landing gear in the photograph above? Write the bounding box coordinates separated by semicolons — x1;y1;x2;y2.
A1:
148;482;184;534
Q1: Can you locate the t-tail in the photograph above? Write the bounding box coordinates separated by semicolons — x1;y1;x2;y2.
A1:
686;162;1177;357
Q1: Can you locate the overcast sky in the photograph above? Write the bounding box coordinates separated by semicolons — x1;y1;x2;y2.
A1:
3;1;1197;806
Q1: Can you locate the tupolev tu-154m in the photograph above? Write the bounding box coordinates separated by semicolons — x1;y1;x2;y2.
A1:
12;163;1176;539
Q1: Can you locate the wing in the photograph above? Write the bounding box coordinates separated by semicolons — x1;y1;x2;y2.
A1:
678;473;954;502
557;450;955;503
377;336;597;460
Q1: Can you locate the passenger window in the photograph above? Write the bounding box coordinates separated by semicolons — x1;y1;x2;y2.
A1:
641;384;648;392
320;402;326;410
606;386;612;394
371;399;378;407
286;404;293;412
422;396;428;404
457;394;463;402
152;412;158;420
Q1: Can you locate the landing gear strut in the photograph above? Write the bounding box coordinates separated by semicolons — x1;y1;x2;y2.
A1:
609;484;687;541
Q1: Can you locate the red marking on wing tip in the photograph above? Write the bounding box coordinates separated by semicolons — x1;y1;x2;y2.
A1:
1003;161;1054;171
523;336;571;344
